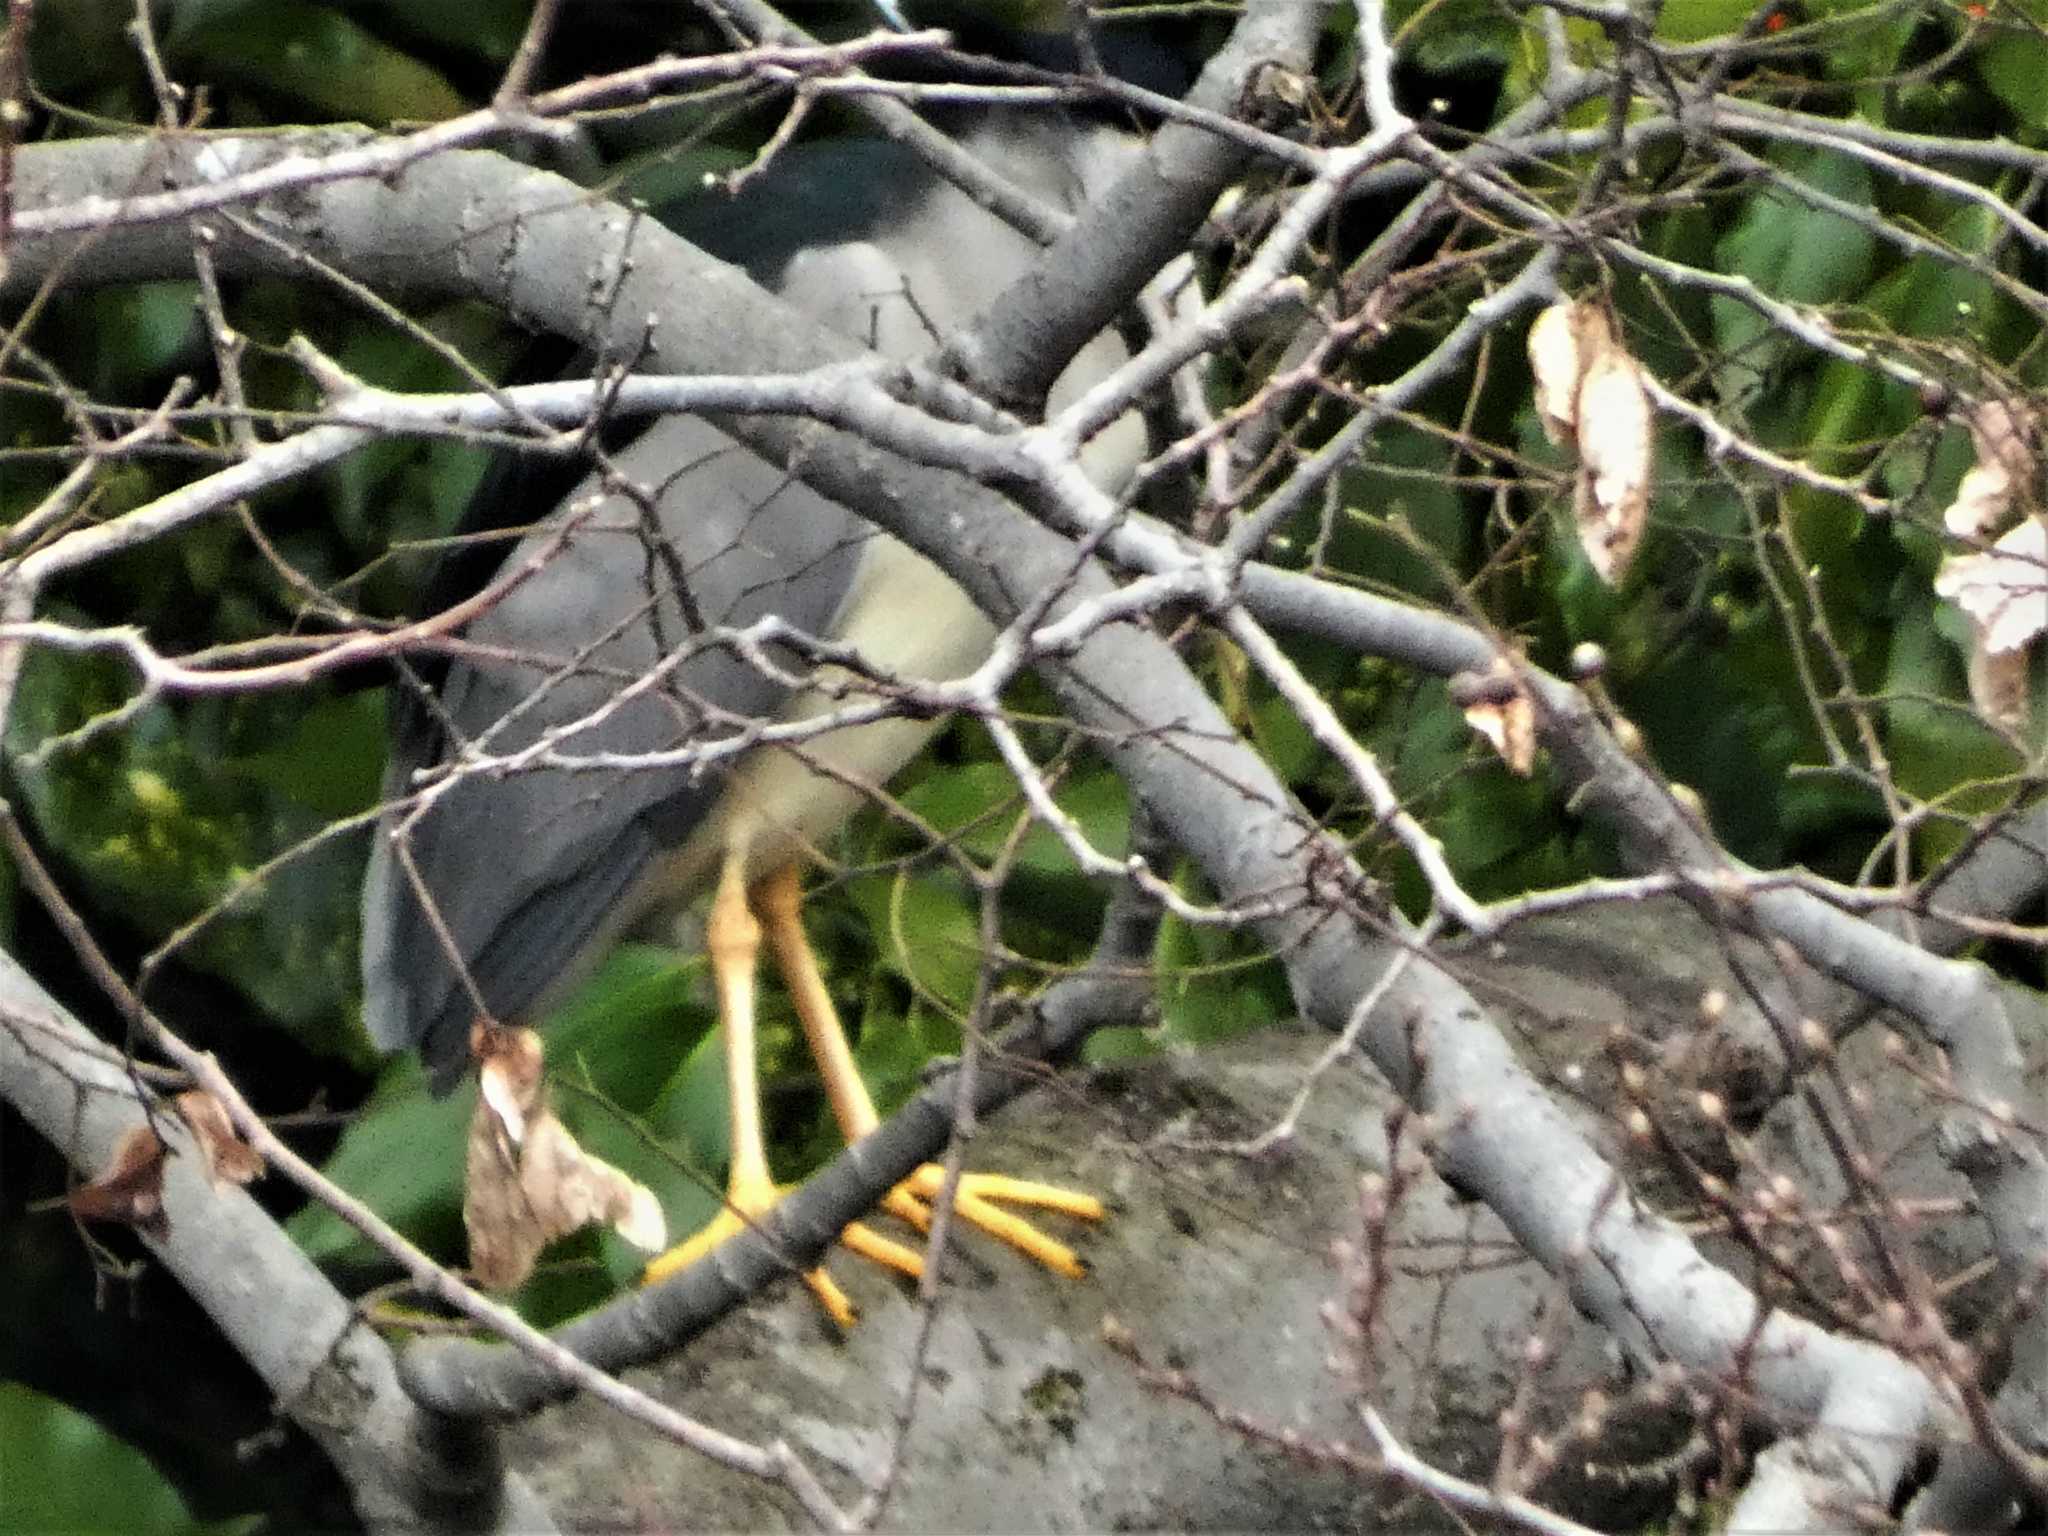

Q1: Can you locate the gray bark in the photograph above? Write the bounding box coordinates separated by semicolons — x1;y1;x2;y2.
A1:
0;952;557;1534
503;897;2036;1531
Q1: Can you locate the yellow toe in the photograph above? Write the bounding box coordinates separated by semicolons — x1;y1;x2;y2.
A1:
893;1164;1104;1279
641;1189;921;1327
839;1218;926;1281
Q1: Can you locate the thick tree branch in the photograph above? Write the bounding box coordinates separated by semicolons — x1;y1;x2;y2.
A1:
0;951;558;1535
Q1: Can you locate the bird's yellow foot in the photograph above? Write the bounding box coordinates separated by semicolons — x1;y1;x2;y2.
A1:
746;862;1107;1288
659;852;1105;1324
880;1167;1106;1279
641;1180;924;1331
639;1167;1102;1325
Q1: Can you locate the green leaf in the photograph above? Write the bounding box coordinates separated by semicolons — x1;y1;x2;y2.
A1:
1023;767;1129;875
617;144;760;216
1332;422;1474;601
1798;201;2012;490
288;1054;468;1267
232;693;385;819
1149;888;1286;1047
851;973;932;1114
645;1020;735;1179
1157;954;1283;1046
321;308;520;554
1655;0;1760;42
1397;0;1521;76
1079;1025;1163;1066
1247;678;1321;785
1824;6;1920;112
88;283;201;394
880;758;1127;890
1661;0;1898;36
1883;598;2021;867
1710;148;1879;411
0;1385;195;1536
543;944;709;1114
849;870;985;1014
890;761;1029;864
6;649;364;1042
343;0;534;66
1980;26;2048;130
167;1;466;124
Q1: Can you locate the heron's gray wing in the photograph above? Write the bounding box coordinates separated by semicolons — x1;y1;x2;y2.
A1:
361;414;866;1088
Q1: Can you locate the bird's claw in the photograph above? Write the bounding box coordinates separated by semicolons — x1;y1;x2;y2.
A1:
882;1166;1105;1280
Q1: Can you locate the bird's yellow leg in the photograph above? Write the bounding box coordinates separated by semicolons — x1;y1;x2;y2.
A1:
641;847;893;1327
752;862;1105;1280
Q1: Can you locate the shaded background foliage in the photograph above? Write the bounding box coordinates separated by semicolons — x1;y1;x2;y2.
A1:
3;0;2044;1529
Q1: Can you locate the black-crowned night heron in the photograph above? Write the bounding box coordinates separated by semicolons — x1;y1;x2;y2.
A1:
359;58;1146;1322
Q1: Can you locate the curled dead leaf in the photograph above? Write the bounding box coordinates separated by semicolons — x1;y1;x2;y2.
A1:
1572;339;1654;584
1450;661;1536;776
1933;403;2043;733
1967;637;2031;735
465;1023;668;1291
1527;301;1584;448
1937;516;2046;734
68;1125;169;1236
1968;398;2034;483
1935;516;2048;656
1944;398;2036;538
1945;463;2015;539
175;1090;263;1186
1527;297;1654;584
474;1020;543;1146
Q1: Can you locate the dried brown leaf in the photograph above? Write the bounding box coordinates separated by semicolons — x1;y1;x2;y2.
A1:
1467;696;1537;776
1967;635;2031;734
1969;398;2035;482
1935;516;2048;655
1452;662;1536;776
465;1116;539;1291
464;1024;667;1291
68;1125;169;1236
1944;399;2036;537
1528;300;1584;447
1945;462;2015;539
174;1090;263;1186
1529;298;1654;583
1572;335;1654;584
474;1020;543;1145
523;1118;668;1250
